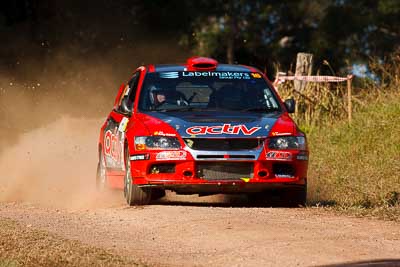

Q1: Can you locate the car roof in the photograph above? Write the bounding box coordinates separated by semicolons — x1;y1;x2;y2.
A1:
153;64;255;73
147;57;260;73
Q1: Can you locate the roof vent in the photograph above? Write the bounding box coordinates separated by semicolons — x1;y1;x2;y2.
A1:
187;57;218;71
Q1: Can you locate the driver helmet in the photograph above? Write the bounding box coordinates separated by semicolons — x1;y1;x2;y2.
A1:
149;85;168;106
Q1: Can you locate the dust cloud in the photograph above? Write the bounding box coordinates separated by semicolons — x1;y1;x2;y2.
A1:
0;116;125;209
0;50;124;209
0;51;125;209
0;35;190;209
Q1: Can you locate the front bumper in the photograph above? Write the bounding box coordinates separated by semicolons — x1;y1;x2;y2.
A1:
129;148;308;193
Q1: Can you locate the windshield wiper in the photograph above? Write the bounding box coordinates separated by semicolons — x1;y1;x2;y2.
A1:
158;106;206;112
240;107;280;113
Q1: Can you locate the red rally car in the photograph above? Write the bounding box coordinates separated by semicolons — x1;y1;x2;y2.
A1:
97;57;308;206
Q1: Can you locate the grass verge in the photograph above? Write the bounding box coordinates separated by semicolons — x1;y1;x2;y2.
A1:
0;218;143;267
306;90;400;219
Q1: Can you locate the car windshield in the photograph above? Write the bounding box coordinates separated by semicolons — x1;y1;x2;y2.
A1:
138;71;282;113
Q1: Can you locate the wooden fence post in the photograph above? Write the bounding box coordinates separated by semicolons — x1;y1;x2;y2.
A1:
294;53;313;91
347;75;353;124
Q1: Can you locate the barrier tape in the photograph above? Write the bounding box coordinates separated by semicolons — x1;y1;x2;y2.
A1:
274;75;353;86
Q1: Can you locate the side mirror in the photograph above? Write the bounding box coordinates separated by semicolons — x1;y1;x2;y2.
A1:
284;98;296;113
119;96;132;116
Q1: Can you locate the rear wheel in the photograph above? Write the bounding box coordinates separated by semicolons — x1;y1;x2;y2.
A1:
96;150;107;191
124;146;151;206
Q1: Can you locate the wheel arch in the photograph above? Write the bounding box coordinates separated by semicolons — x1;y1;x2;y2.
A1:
123;139;130;169
98;143;103;160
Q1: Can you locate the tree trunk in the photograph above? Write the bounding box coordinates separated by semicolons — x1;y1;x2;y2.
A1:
227;35;234;64
226;14;235;64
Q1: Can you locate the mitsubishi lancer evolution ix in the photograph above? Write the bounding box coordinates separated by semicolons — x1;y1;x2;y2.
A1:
97;57;308;206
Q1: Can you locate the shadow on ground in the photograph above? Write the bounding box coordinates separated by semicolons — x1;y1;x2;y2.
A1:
319;259;400;267
150;192;306;208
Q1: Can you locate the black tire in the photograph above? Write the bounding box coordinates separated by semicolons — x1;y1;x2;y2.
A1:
124;147;151;206
247;184;307;207
151;188;166;201
283;185;307;207
96;150;108;191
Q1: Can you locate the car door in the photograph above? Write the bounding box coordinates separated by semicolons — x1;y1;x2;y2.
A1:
103;71;141;187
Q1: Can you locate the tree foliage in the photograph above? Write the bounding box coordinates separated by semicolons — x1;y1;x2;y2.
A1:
0;0;398;75
184;0;399;74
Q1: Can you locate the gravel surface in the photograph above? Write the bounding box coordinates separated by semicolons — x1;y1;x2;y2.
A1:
1;117;400;267
1;196;400;267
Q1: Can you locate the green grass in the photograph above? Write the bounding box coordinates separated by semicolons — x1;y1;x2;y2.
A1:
306;91;400;216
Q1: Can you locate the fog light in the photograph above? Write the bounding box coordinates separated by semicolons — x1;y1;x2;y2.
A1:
150;166;160;174
183;170;193;177
258;170;268;178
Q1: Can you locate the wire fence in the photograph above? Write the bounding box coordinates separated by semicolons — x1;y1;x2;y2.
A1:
274;74;354;124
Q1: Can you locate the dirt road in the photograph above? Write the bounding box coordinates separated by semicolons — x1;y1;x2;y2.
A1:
1;198;400;267
1;117;400;266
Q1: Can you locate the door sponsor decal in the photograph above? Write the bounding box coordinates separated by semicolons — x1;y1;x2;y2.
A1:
186;124;261;136
104;130;123;165
103;117;130;170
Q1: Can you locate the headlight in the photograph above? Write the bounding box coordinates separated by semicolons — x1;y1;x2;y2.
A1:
268;136;306;150
135;136;181;150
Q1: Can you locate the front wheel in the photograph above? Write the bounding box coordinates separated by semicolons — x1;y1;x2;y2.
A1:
282;185;307;207
124;147;151;206
247;184;307;207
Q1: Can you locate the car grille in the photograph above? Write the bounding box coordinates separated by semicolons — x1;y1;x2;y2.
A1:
184;138;263;151
197;162;253;180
